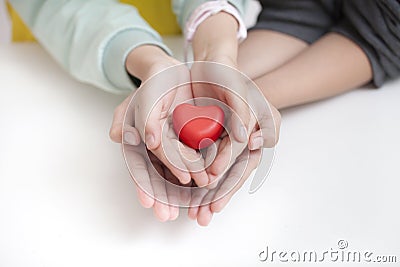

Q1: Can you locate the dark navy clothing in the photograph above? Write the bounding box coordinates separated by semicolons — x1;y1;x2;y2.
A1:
253;0;400;87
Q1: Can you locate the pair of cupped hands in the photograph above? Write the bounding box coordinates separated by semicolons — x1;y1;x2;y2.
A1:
109;47;280;226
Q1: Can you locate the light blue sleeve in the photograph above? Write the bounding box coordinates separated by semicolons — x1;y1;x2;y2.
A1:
173;0;249;29
9;0;172;94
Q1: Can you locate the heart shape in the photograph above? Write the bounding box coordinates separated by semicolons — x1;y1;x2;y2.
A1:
172;103;224;149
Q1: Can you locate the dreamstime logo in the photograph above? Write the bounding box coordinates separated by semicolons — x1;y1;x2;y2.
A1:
337;239;348;250
122;62;278;208
258;240;398;264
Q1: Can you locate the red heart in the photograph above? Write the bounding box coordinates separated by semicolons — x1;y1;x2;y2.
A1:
173;103;224;149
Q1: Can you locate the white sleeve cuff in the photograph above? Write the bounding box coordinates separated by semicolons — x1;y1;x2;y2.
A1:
185;0;247;43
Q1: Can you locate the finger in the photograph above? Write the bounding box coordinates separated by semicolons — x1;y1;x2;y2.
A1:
202;139;221;189
148;160;170;222
249;105;281;149
179;185;192;207
206;137;229;188
227;92;249;143
211;149;260;213
136;186;154;209
124;145;155;208
249;130;263;151
177;141;209;188
153;200;170;222
123;126;141;146
144;111;162;150
151;142;192;185
187;187;208;220
110;96;133;143
187;169;209;188
197;204;214;227
188;206;199;220
153;125;195;184
168;203;179;221
164;168;180;221
139;89;176;150
196;186;218;226
207;136;246;189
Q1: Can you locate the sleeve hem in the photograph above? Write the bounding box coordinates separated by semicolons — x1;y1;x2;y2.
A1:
103;28;172;92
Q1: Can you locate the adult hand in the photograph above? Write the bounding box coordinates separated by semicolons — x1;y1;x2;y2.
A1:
188;146;262;226
123;142;191;221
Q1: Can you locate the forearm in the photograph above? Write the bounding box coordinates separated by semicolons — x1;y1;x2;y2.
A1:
254;33;373;109
9;0;170;93
192;12;239;64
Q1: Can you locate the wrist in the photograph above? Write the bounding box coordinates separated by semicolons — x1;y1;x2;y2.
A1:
199;54;238;69
192;12;238;66
126;45;178;81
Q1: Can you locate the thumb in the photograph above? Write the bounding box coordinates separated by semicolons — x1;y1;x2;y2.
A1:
227;90;251;144
123;126;141;146
144;116;161;150
249;104;281;150
110;96;132;143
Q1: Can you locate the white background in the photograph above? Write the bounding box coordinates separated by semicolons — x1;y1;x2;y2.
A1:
1;3;400;266
0;0;11;43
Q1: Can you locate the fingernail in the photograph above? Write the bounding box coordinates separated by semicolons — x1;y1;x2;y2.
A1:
145;134;155;148
239;126;247;141
123;131;138;145
250;137;263;150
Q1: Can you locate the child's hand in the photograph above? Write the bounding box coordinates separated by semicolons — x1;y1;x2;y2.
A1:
191;12;281;188
191;12;254;188
110;45;209;187
190;61;252;188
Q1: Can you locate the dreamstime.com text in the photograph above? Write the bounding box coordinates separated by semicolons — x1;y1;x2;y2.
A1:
259;240;397;264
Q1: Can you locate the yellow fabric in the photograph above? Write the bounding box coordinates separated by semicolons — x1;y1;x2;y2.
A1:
7;2;36;42
8;0;181;42
120;0;181;35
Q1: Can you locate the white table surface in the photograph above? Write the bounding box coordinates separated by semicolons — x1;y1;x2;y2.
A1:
1;36;399;267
